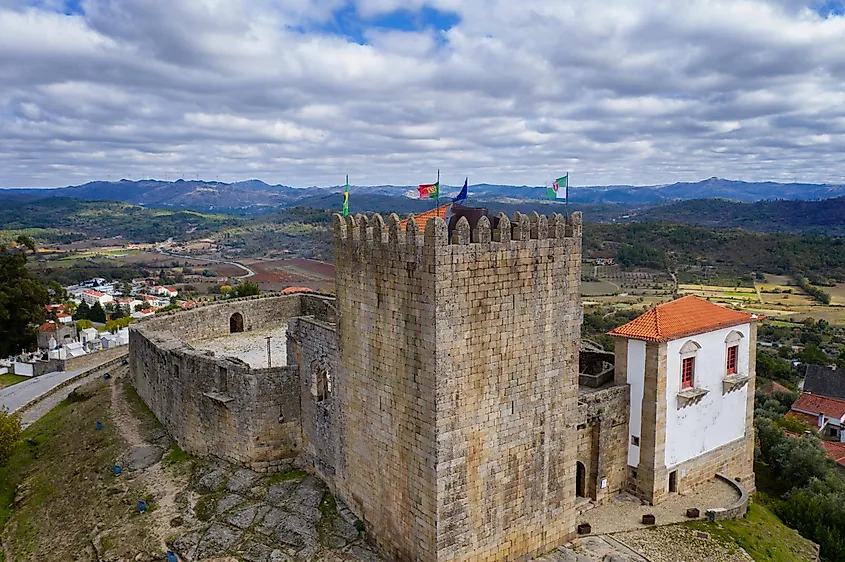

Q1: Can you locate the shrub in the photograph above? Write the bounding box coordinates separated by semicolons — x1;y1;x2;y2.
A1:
0;408;22;467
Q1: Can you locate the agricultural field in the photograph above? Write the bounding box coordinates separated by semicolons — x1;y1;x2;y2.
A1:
828;283;845;306
679;284;760;303
581;280;619;296
242;258;336;293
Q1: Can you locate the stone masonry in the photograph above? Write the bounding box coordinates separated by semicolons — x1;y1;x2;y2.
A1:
331;211;583;562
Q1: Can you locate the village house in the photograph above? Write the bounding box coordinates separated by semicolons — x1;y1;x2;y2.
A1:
81;289;114;306
803;364;845;401
787;393;845;442
116;297;143;312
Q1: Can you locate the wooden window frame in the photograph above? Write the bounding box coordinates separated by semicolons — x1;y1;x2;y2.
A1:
681;357;695;389
726;345;738;375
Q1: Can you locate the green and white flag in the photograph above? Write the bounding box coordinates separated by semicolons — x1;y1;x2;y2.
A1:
546;174;568;199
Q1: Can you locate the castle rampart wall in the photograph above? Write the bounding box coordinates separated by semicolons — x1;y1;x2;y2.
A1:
129;293;335;471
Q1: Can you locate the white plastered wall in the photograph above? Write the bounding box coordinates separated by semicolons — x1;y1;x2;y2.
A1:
626;339;646;467
664;323;751;468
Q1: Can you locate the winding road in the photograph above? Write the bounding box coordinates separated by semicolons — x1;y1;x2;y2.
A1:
155;239;255;279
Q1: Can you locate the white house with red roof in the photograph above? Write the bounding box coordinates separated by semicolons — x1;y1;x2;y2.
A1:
116;297;143;312
787;393;845;442
609;295;760;504
81;289;114;306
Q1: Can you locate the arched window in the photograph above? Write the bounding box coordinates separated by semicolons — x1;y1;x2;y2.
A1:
725;331;744;375
679;340;701;389
229;312;244;333
311;358;332;402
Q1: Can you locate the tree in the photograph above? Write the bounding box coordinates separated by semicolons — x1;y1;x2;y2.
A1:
47;280;68;303
75;319;94;334
798;345;829;366
89;302;107;324
73;301;91;321
0;408;22;468
232;281;260;298
0;236;49;356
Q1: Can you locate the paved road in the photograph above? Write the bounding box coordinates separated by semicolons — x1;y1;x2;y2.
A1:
155;241;255;279
0;367;89;413
19;369;105;429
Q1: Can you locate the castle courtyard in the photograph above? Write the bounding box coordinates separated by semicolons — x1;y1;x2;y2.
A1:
191;325;288;369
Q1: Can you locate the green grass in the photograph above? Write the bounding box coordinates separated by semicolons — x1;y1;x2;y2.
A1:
267;468;308;485
163;444;192;465
686;497;818;562
0;374;29;390
723;291;758;298
0;378;162;560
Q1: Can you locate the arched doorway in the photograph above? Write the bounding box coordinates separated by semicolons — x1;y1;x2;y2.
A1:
576;462;586;498
229;312;244;333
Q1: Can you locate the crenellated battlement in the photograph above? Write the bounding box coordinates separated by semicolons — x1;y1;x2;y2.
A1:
333;210;582;254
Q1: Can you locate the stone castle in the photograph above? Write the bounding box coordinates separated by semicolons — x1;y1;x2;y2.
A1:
129;209;757;562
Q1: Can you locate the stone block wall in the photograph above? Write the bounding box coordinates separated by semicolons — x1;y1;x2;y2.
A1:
128;294;335;471
576;385;630;505
286;316;342;481
332;210;583;562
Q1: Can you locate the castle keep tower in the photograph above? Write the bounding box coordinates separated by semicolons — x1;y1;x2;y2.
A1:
331;210;582;562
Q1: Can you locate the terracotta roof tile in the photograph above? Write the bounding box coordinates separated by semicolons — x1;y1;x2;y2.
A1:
608;295;757;342
757;381;792;396
785;410;821;429
820;441;845;467
791;392;845;420
400;203;451;231
282;286;314;294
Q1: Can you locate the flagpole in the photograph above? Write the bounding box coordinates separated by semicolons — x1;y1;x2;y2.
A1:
565;172;569;220
436;168;440;209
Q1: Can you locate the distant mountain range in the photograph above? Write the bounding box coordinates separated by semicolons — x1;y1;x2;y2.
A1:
1;176;844;214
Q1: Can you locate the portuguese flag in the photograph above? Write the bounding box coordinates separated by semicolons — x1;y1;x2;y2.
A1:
418;181;440;199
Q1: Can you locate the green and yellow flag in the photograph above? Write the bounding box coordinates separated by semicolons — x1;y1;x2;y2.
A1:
342;175;349;217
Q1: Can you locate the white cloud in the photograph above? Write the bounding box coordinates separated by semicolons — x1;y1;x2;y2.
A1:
0;0;844;187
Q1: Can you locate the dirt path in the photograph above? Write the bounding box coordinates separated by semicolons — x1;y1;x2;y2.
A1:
108;370;188;554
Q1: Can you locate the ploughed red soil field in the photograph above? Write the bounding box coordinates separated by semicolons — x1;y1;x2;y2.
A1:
247;259;336;293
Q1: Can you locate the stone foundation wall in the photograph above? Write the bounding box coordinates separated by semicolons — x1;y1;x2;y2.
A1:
576;385;630;505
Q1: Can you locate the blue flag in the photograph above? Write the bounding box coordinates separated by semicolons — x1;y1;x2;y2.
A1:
453;177;468;203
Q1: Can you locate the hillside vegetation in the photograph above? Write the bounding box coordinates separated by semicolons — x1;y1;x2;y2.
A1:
634;197;845;236
585;222;845;283
0;198;241;243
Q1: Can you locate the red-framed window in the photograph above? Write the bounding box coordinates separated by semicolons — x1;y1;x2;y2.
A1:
681;357;695;389
727;345;738;374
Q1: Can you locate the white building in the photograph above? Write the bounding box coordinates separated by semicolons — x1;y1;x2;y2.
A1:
80;327;101;350
131;308;156;319
116;297;143;312
81;289;114;306
610;295;758;504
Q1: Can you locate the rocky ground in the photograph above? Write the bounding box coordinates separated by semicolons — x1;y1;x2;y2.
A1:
168;460;381;562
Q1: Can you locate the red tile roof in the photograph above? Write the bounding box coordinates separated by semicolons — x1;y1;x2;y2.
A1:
400;203;451;231
785;410;821;429
608;295;757;342
38;322;57;332
791;392;845;421
84;289;106;297
757;381;792;396
282;287;314;294
820;441;845;467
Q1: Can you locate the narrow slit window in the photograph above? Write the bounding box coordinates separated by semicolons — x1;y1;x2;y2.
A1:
681;357;695;389
726;345;738;375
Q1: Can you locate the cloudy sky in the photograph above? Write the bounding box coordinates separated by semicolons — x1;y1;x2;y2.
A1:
1;0;844;188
